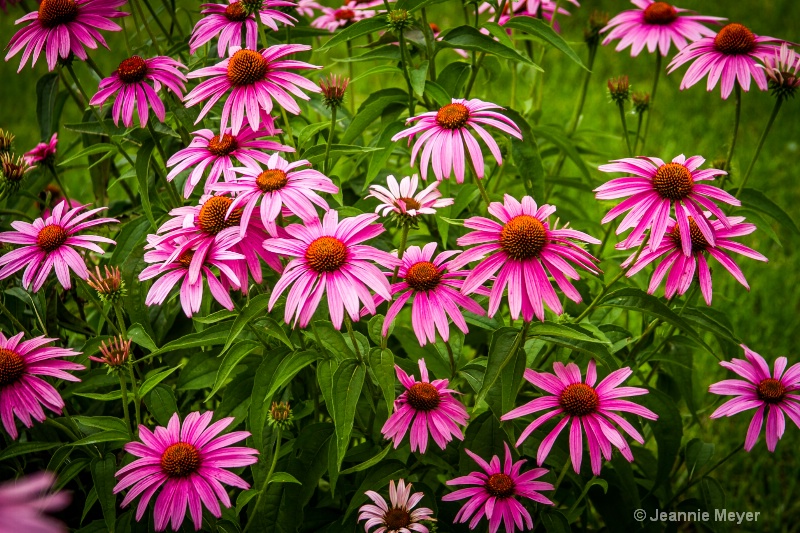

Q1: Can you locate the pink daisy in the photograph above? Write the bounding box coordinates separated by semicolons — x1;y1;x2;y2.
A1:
0;332;83;439
710;345;800;452
452;194;600;323
183;45;321;135
311;1;373;32
391;98;522;183
5;0;128;72
114;411;258;532
667;22;784;99
381;358;469;453
502;360;658;475
358;479;435;533
622;213;767;305
89;55;187;128
22;133;57;166
214;152;338;236
366;174;453;221
0;472;70;533
596;154;740;255
602;0;723;57
264;210;398;328
0;201;117;292
442;443;554;533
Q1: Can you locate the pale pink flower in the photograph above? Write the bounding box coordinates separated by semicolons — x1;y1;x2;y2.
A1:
367;174;453;219
358;479;435;533
22;133;57;166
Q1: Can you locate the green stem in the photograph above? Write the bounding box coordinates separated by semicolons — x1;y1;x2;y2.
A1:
77;278;120;335
279;107;298;156
444;340;456;378
474;169;491;207
420;8;437;81
639;53;661;153
114;302;128;338
323;106;337;174
552;458;571;493
736;96;783;198
667;446;742;507
464;52;486;99
617;102;633;157
243;427;282;533
595;222;615;261
389;224;410;285
0;298;30;336
344;315;363;363
723;84;742;173
46;162;71;206
128;366;141;429
566;476;597;515
141;0;172;44
146;122;181;208
633;111;644;154
397;31;416;117
119;374;133;437
133;0;163;54
345;41;356;114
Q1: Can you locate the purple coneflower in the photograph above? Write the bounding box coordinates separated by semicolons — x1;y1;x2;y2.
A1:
710;345;800;452
295;0;321;17
22;133;57;166
761;42;800;98
311;1;373;32
114;412;258;532
367;175;453;221
358;479;435;533
0;332;83;439
381;358;469;453
442;443;554;533
0;472;70;533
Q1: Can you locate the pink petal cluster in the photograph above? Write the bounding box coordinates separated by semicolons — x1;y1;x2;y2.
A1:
311;1;374;32
22;133;58;166
367;174;453;219
0;472;70;533
358;479;435;533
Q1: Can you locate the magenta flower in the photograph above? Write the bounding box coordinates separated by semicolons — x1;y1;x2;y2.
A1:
0;472;70;533
761;42;800;95
184;45;321;135
710;345;800;452
453;194;600;322
0;202;117;292
295;0;322;17
391;98;522;183
480;0;574;33
5;0;128;71
518;0;577;16
596;154;740;254
367;174;453;220
622;214;767;305
311;2;373;32
667;22;784;99
22;133;57;166
89;55;186;128
114;412;258;532
214;152;338;236
602;0;723;57
442;443;554;533
381;358;469;453
0;332;83;439
166;122;292;198
358;479;435;533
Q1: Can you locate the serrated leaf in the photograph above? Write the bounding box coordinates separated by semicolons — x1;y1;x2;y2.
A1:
148;323;230;356
144;386;179;426
73;416;129;434
138;366;180;398
68;430;129;447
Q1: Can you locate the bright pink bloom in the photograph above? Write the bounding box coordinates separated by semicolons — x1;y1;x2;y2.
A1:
0;472;70;533
602;0;723;57
502;360;658;475
264;210;399;328
311;2;373;32
453;194;600;322
367;174;453;219
622;213;767;305
89;55;186;128
114;412;258;532
381;358;469;453
184;45;321;135
710;345;800;452
358;479;435;533
23;133;57;166
667;22;784;99
517;0;578;16
391;98;522;183
295;0;322;17
442;443;554;533
596;154;740;254
480;0;573;33
0;332;83;439
5;0;128;71
0;201;117;292
214;152;338;236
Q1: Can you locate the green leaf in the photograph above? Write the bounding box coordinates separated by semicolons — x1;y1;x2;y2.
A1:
738;188;799;234
475;327;523;407
148;323;230;356
528;322;606;343
206;340;260;401
343;460;405;520
139;366;180;398
36;73;60;139
318;17;388;51
91;454;117;533
504;16;587;69
504;108;545;199
69;430;130;447
701;477;727;532
331;359;366;467
257;317;294;349
264;350;324;400
438;25;537;67
109;217;151;267
342;89;407;145
301;143;382;167
127;322;158;352
312;321;353;359
540;509;571;533
368;348;395;414
0;441;61;461
64;120;126;137
639;388;682;492
135;139;156;229
685;438;715;478
338;444;392;475
222;294;271;354
54;458;91;491
73;416;129;434
365;121;405;189
351;65;404;85
74;391;123;401
531;125;591;181
437;61;472;97
410;61;429;97
424;80;451;107
144;385;179;426
268;472;301;485
58;143;116;167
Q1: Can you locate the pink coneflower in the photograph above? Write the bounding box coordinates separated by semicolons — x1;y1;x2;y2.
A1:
5;0;128;71
114;411;258;532
23;133;58;166
601;0;723;57
0;472;70;533
381;358;468;453
367;174;453;221
0;0;21;13
761;42;800;98
213;152;338;236
622;214;767;305
442;443;554;533
89;55;187;128
358;479;435;533
311;1;373;32
295;0;322;17
667;22;784;99
502;360;658;475
0;201;117;292
264;210;398;328
392;98;522;183
184;45;321;135
596;154;740;254
710;345;800;452
480;0;573;33
0;332;83;439
452;194;600;323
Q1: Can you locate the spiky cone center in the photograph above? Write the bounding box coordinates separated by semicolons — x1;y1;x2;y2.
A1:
38;0;78;28
208;134;238;157
670;217;709;253
1;155;29;182
320;76;348;108
387;9;412;31
269;401;292;426
117;56;148;84
757;378;786;403
485;473;515;498
257;169;288;193
178;250;195;269
334;7;356;21
714;23;756;55
0;130;14;154
227;49;268;87
559;383;599;416
198;196;242;235
0;348;25;387
225;1;249;21
435;103;470;130
406;382;441;411
37;224;68;253
500;215;547;261
396;196;421;211
652;162;694;200
643;2;677;24
405;261;442;292
160;442;201;477
305;236;348;273
384;508;412;530
97;338;131;368
88;267;125;303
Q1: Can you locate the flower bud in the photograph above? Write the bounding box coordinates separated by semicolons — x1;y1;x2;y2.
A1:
608;76;630;104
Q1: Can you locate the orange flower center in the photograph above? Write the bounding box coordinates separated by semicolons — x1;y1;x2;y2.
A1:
208;133;238;156
435;103;470;130
0;348;25;387
559;383;599;416
384;508;412;530
37;224;68;253
485;473;515;498
756;378;785;404
405;261;442;292
224;1;249;21
406;382;441;411
178;250;195;268
397;196;421;211
38;0;78;28
429;22;440;33
227;49;268;87
670;217;709;253
305;236;348;273
500;215;547;260
334;8;356;20
160;442;201;477
256;169;288;193
713;23;756;55
117;56;148;84
198;196;242;235
643;2;677;24
652;162;693;200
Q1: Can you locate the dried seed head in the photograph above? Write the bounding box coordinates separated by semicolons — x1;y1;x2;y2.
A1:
608;76;630;104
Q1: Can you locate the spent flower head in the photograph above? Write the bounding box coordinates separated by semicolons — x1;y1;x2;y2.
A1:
0;129;15;154
319;74;349;108
268;401;293;430
87;265;126;303
585;10;609;46
608;76;630;103
632;91;651;113
89;335;132;371
0;153;32;200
